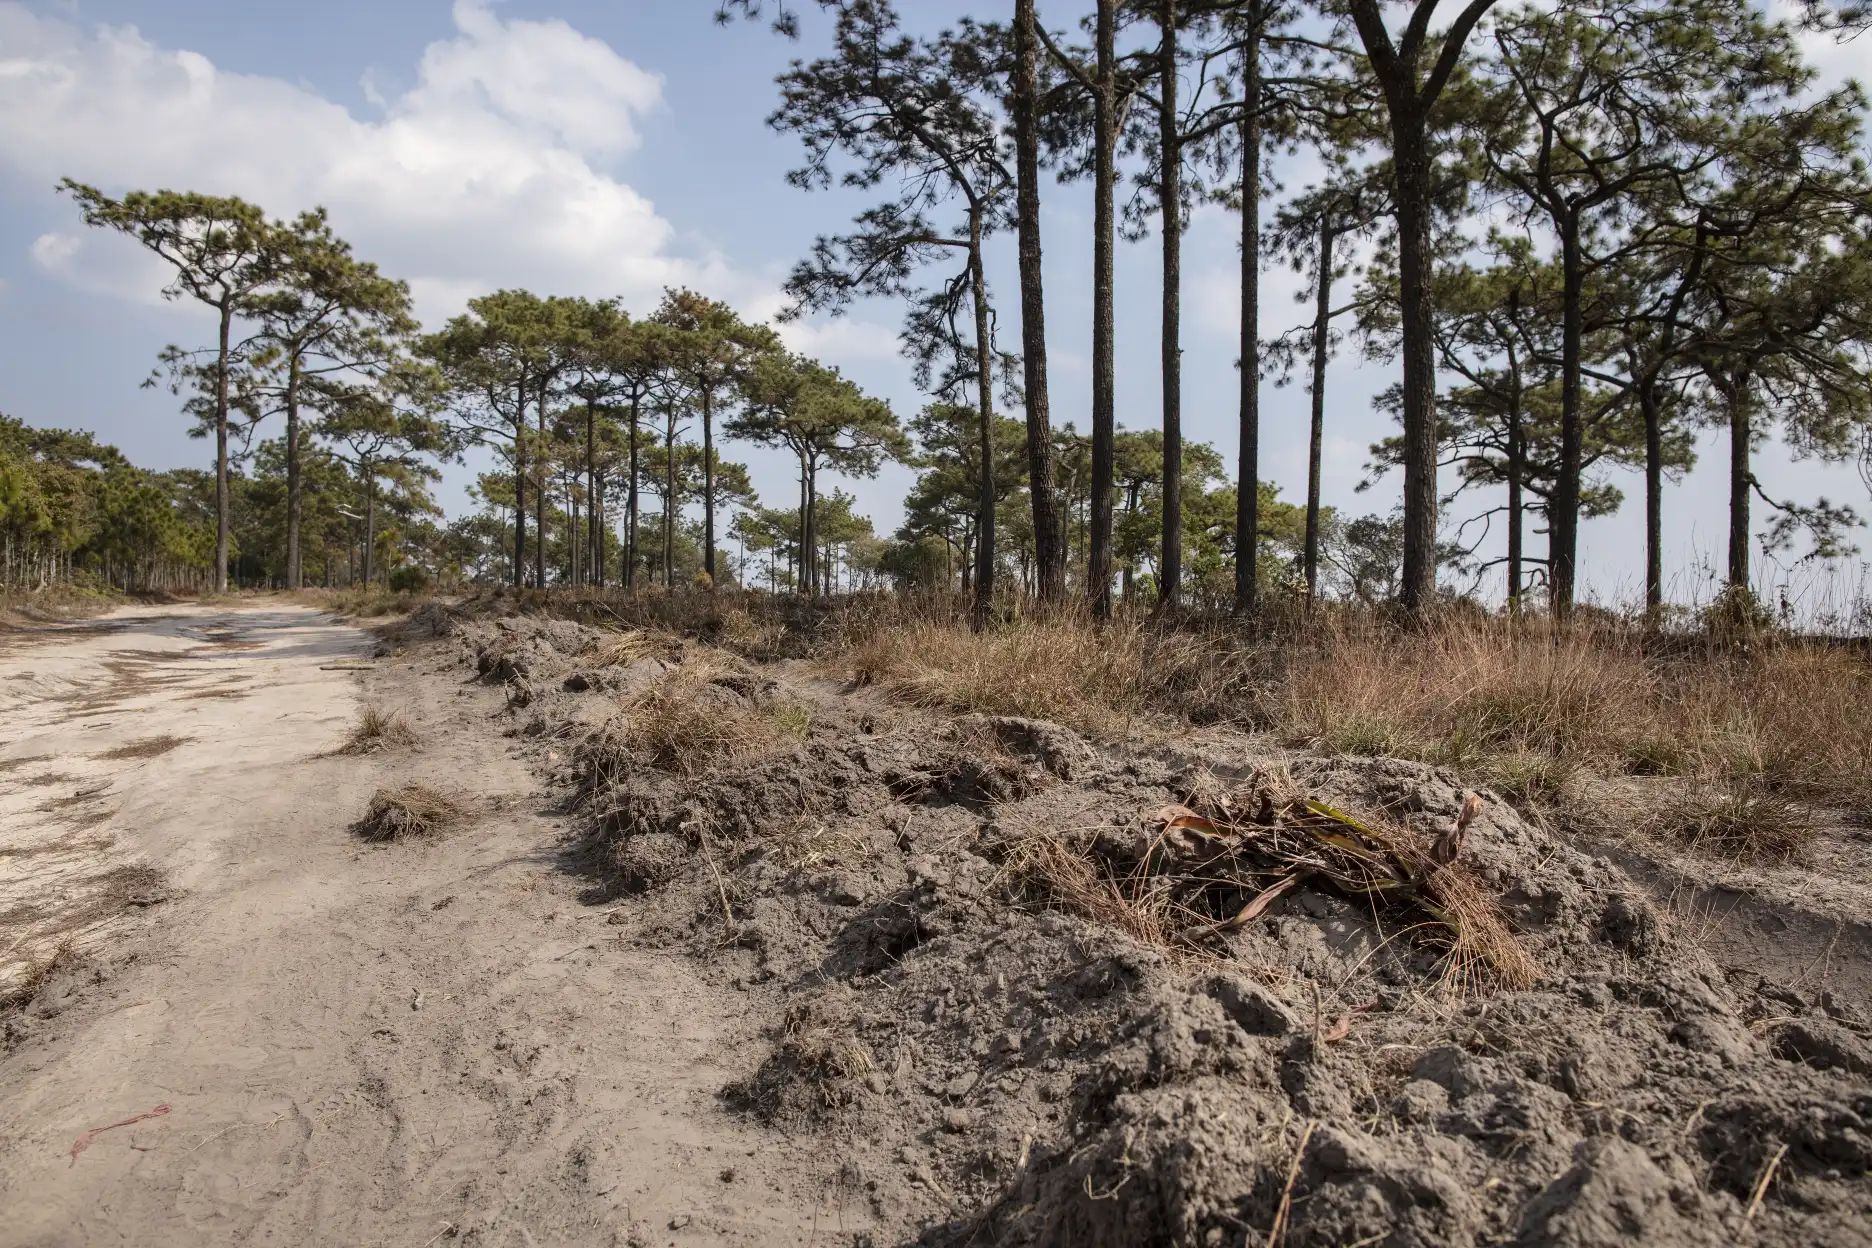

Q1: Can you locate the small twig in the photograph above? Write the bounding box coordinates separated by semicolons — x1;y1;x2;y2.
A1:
1266;1119;1316;1247
421;1222;457;1247
1678;1100;1710;1138
1311;980;1323;1060
1743;1143;1788;1222
182;1111;285;1155
699;835;735;930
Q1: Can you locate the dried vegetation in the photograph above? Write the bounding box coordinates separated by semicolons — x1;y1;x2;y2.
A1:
835;603;1870;866
334;703;420;755
94;734;191;761
352;784;467;842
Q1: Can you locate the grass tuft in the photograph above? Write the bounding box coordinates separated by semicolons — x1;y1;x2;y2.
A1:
353;784;467;842
613;658;777;776
1665;780;1821;864
335;704;419;755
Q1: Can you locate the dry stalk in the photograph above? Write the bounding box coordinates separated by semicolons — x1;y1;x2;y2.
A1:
1743;1143;1789;1222
1266;1119;1317;1247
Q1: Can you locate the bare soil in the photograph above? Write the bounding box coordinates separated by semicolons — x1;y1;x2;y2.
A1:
2;597;1868;1247
0;604;859;1246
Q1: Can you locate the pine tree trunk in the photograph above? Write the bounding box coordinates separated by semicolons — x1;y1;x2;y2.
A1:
1305;222;1334;600
1390;105;1438;612
285;356;303;591
1013;0;1063;604
969;209;996;632
1234;19;1262;616
594;462;606;589
1088;0;1118;619
1727;375;1751;592
1642;381;1663;616
804;461;820;597
1552;216;1584;614
214;299;233;593
702;384;717;584
627;394;641;590
1156;0;1183;613
536;388;549;589
514;378;527;587
1506;339;1524;612
664;409;676;589
585;400;598;587
363;460;377;587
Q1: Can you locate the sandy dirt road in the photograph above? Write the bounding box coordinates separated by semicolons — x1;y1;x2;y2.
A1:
0;604;854;1247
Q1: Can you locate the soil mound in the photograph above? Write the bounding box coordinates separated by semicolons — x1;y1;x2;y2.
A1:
434;610;1872;1246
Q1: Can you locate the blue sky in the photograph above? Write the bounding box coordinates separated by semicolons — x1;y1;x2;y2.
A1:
1;0;1866;610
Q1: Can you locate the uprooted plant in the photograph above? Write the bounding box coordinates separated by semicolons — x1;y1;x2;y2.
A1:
333;703;420;755
1006;773;1536;992
352;784;468;842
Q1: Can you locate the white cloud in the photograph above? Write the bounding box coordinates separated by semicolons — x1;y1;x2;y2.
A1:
28;230;77;271
0;0;750;323
775;314;903;363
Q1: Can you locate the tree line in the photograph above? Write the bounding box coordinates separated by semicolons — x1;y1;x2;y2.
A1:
722;0;1872;619
40;185;918;597
18;0;1871;618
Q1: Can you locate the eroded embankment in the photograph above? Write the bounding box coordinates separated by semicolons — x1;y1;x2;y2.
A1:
405;599;1872;1248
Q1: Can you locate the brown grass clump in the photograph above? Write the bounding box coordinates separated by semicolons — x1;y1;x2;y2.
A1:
1664;781;1821;864
997;776;1538;992
767;1001;876;1112
583;628;676;668
615;660;777;776
999;828;1181;949
95;735;191;761
771;816;871;871
841;607;1252;736
352;784;467;841
334;704;419;755
1269;613;1872;810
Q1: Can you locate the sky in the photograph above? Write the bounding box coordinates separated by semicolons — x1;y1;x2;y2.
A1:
0;0;1867;612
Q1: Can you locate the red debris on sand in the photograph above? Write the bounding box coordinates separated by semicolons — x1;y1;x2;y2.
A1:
69;1103;170;1166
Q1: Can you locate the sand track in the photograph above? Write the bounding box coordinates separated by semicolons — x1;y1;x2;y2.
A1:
0;604;852;1247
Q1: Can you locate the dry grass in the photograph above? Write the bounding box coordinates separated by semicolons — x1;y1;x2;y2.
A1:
1269;614;1872;809
1;939;75;1014
842;606;1250;736
334;704;419;755
1670;784;1821;864
293;586;438;620
1594;779;1824;865
352;784;468;842
999;827;1181;949
773;1002;875;1110
613;657;778;776
994;775;1539;992
770;816;870;870
94;735;191;761
831;603;1868;864
582;629;673;668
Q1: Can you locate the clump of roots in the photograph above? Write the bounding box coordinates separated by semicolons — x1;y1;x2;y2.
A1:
1000;768;1538;991
353;784;467;842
